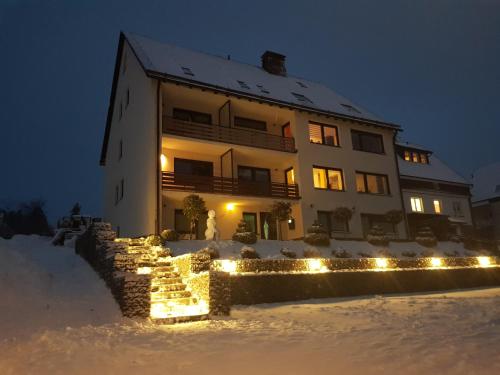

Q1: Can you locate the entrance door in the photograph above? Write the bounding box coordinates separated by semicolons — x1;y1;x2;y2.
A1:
260;212;277;240
242;212;257;234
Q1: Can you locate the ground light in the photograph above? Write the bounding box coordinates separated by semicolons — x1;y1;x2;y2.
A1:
477;256;492;267
374;258;389;270
307;258;328;273
429;257;443;268
219;259;237;273
137;267;152;275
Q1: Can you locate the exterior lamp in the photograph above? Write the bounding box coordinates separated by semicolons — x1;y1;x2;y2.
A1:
160;154;167;171
226;203;235;212
477;256;492;267
429;257;443;268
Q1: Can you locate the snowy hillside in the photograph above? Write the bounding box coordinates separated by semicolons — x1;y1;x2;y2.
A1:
2;235;500;374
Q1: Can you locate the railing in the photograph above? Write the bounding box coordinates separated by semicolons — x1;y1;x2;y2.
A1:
162;172;300;199
162;117;296;153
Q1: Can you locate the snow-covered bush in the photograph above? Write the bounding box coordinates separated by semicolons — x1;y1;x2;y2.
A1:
160;229;179;242
420;249;435;257
145;234;162;247
449;235;461;243
415;226;437;247
401;251;417;258
241;245;260;259
304;220;330;246
357;251;371;258
158;247;173;257
444;250;460;257
280;247;297;259
232;220;257;244
367;225;389;246
303;247;321;258
197;246;220;259
332;249;352;258
376;249;396;258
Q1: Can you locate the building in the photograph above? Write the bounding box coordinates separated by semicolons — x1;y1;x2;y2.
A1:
396;142;473;238
471;162;500;240
100;32;408;240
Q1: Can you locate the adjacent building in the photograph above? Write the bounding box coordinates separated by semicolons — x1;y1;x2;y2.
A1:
471;162;500;240
396;142;473;238
100;32;409;240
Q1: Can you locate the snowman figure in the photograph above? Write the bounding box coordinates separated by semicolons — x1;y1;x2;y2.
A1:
205;209;218;241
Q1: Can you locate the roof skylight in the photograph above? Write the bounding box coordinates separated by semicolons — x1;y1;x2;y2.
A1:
237;80;250;89
341;103;361;114
181;67;194;76
296;81;308;88
256;84;270;94
291;92;313;104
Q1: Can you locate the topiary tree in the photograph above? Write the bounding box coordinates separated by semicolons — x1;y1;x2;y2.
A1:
182;194;207;240
270;201;292;240
367;225;389;246
385;209;403;227
304;220;330;246
415;226;437;247
232;219;257;244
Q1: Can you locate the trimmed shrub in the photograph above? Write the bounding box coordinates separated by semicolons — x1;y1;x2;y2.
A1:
160;229;179;242
367;225;389;246
332;249;352;258
197;246;220;259
232;220;257;244
280;247;297;259
401;251;417;258
304;220;330;246
303;247;322;258
241;246;260;259
415;226;437;247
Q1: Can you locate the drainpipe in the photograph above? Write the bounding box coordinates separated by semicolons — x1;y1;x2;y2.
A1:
393;132;410;239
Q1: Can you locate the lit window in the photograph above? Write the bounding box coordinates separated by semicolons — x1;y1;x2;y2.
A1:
291;92;313;104
412;152;419;163
309;122;339;146
356;172;389;195
411;197;424;212
433;200;442;214
420;153;428;164
285;168;295;185
313;167;344;191
404;151;411;161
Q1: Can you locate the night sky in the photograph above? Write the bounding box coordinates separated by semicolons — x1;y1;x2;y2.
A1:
1;0;499;223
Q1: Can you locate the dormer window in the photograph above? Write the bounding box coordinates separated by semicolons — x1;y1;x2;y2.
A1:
181;67;194;76
291;92;313;104
403;149;429;164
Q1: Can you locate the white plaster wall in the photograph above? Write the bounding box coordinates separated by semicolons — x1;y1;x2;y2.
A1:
103;41;158;237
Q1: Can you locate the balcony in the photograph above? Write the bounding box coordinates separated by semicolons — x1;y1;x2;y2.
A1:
162;116;296;153
162;172;300;200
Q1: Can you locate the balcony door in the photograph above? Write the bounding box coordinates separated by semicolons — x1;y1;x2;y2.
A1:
174;158;213;192
238;166;271;196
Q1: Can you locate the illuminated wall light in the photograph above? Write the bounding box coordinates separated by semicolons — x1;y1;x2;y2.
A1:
307;258;328;273
374;258;389;269
429;257;443;268
137;267;152;275
226;203;235;212
219;260;237;273
477;256;492;267
160;154;167;171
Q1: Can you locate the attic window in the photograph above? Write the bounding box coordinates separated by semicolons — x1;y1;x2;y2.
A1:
237;80;250;89
256;84;270;94
291;92;313;104
296;81;308;88
181;67;194;76
341;104;361;114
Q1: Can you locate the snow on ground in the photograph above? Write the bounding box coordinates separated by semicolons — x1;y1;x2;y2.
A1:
2;235;500;374
167;238;473;259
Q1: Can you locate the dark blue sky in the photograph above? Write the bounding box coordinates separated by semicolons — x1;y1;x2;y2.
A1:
1;0;499;223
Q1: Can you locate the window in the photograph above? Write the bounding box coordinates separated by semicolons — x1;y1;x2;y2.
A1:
341;103;361;114
181;67;194;76
126;88;130;108
411;197;424;212
318;211;348;234
238;166;270;183
173;108;212;125
296;81;308;88
453;201;463;217
313;167;344;191
118;139;123;160
400;148;430;164
309;122;339;146
404;150;411;161
234;116;267;131
362;214;396;237
433;200;442;214
285;167;295;185
351;130;384;154
256;84;270;94
282;123;292;138
420;153;428;164
356;172;389;195
291;92;313;104
412;152;419;163
174;158;213;176
243;212;257;233
237;80;250;89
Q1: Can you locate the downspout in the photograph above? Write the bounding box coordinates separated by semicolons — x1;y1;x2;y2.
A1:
156;80;161;235
393;132;410;239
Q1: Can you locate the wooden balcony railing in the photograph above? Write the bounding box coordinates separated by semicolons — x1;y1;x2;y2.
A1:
162;172;300;199
162;116;296;153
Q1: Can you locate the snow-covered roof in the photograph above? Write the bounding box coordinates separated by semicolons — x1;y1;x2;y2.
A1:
125;32;398;128
395;141;432;153
471;162;500;202
398;154;469;185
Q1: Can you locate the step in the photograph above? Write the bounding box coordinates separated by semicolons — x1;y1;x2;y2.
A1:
154;272;180;278
152;314;209;325
150;302;209;320
151;290;192;300
151;284;187;293
151;297;197;307
153;266;175;273
151;277;183;286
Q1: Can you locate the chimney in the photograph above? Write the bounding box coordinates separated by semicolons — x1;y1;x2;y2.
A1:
261;51;287;76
